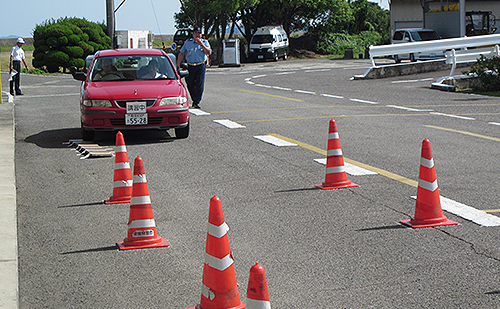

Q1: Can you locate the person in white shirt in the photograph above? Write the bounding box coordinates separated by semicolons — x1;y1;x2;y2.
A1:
139;60;166;79
10;38;30;95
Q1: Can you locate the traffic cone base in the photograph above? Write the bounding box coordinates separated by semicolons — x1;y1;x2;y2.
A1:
117;236;169;250
315;180;359;190
105;195;131;204
400;217;458;229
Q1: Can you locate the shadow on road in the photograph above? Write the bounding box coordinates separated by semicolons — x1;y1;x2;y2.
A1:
23;128;176;148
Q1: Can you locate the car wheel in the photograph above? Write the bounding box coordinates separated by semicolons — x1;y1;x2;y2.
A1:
81;127;94;141
410;53;416;62
175;122;189;139
283;52;287;60
274;53;279;62
394;55;401;63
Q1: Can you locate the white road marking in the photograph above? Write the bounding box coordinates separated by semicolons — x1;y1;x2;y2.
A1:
350;98;379;105
213;119;245;128
189;109;210;116
272;86;292;91
391;78;434;83
254;135;297;146
321;94;344;99
294;90;316;95
386;105;433;112
314;158;378;175
488;122;500;126
430;112;475;120
410;196;500;227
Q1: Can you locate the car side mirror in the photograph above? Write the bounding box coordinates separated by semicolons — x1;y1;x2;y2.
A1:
179;70;189;78
70;66;87;81
180;63;188;70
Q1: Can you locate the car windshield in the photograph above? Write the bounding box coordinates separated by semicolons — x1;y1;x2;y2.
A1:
88;55;177;82
251;35;274;44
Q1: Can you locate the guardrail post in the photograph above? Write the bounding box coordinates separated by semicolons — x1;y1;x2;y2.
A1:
449;49;457;77
495;45;499;57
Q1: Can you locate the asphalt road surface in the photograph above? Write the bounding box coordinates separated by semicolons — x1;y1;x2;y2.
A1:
12;58;500;308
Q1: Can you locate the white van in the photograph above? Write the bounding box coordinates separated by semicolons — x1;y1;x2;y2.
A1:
249;25;289;61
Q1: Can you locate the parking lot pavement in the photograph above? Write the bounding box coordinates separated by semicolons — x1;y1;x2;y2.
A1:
0;92;17;308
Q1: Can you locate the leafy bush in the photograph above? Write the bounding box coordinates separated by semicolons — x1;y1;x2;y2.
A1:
22;68;46;75
466;55;500;92
316;31;382;56
33;17;110;73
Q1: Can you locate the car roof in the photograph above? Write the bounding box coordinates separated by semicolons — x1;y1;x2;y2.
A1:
395;28;437;33
96;49;165;57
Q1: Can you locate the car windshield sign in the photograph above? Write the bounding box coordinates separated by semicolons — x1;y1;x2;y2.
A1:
89;55;177;82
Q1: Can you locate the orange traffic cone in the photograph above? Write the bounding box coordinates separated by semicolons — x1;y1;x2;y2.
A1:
105;131;133;204
117;156;170;250
188;195;245;309
316;119;359;190
400;138;458;228
246;263;271;309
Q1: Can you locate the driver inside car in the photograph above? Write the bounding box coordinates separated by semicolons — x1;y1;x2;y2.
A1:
94;57;125;81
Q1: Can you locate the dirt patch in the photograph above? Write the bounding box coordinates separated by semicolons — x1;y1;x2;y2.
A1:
289;34;322;58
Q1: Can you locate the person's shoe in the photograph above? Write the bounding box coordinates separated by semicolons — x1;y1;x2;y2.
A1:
10;91;14;96
194;105;201;109
16;92;23;95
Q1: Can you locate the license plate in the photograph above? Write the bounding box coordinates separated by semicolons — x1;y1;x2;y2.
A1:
126;101;147;113
125;113;148;125
258;55;264;59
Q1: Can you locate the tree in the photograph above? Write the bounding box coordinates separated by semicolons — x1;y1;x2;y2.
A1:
33;17;111;73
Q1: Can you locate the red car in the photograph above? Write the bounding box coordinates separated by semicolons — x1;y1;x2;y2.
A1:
71;49;190;140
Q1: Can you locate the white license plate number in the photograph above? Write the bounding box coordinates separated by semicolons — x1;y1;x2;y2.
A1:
125;113;148;125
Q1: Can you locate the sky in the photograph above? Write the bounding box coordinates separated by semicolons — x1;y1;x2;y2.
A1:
0;0;390;38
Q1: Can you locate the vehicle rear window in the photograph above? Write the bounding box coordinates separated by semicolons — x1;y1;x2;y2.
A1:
415;31;440;41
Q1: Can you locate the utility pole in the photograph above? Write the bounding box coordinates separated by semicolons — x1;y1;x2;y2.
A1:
106;0;115;48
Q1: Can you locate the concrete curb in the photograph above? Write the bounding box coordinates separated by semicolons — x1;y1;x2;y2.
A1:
0;93;18;309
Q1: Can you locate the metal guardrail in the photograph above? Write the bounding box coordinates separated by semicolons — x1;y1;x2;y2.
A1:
369;33;500;68
446;45;500;75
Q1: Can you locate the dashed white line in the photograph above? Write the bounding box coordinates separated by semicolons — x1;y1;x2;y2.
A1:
320;94;344;99
252;74;267;78
430;112;475;120
411;196;500;227
305;69;331;73
272;86;292;91
350;98;379;105
488;122;500;126
314;158;377;176
189;109;211;116
294;90;316;95
254;135;297;146
386;105;434;112
214;119;245;128
275;71;296;75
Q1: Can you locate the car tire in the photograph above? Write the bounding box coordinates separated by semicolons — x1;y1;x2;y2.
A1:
81;127;94;141
283;52;287;60
394;55;401;63
175;122;189;139
274;53;279;62
410;53;416;62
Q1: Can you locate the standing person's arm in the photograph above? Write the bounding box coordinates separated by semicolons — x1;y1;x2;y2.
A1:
176;52;185;68
22;58;29;72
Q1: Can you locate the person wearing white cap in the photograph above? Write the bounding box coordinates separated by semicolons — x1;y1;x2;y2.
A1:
10;37;30;95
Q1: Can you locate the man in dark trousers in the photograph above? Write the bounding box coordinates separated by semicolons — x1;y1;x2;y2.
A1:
10;38;30;96
176;27;211;109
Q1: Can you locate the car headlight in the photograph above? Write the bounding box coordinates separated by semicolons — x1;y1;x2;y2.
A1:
83;99;112;107
160;96;188;105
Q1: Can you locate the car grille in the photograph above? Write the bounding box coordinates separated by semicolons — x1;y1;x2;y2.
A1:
110;117;163;126
115;99;157;108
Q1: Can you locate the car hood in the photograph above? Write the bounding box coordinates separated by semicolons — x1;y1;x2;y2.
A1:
84;80;185;100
